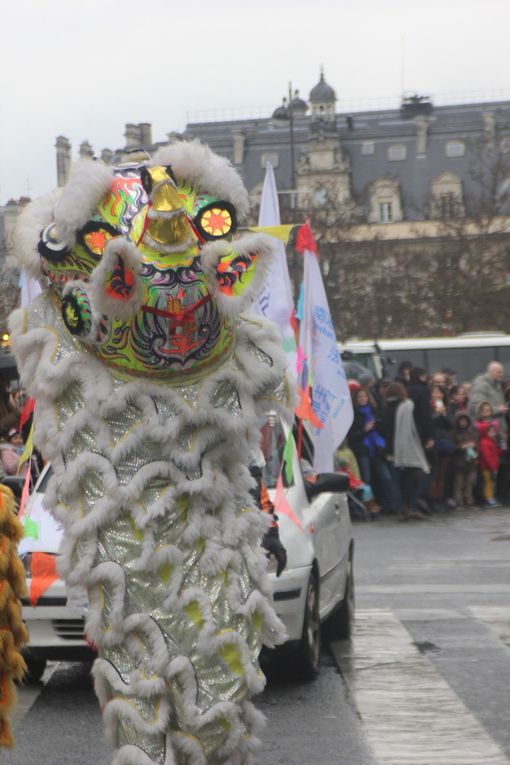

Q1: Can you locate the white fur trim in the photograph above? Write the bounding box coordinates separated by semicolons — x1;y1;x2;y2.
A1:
201;233;276;317
54;160;114;247
89;238;143;320
14;189;61;279
151;141;250;221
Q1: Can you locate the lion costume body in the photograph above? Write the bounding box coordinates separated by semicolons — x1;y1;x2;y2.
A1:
10;141;290;765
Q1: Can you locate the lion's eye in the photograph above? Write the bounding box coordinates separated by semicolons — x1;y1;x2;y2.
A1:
194;201;237;241
77;221;120;259
37;223;70;263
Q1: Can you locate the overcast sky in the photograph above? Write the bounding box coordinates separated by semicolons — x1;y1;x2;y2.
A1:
2;0;510;203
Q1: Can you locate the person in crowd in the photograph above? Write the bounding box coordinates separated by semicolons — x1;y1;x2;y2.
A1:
372;378;391;417
392;385;431;520
395;360;412;388
347;388;397;513
407;368;435;452
475;401;502;508
358;374;379;411
469;362;507;438
429;384;455;509
0;377;17;421
249;461;287;577
335;440;381;517
406;367;435;510
431;372;446;387
447;384;469;418
452;412;478;508
380;382;407;515
0;422;27;477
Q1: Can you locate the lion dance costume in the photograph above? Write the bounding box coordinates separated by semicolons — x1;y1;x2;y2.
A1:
10;141;290;764
0;486;27;747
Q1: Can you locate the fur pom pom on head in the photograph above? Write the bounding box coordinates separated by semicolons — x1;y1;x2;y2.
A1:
201;233;276;317
89;238;143;320
151;141;250;222
14;189;61;281
53;160;114;247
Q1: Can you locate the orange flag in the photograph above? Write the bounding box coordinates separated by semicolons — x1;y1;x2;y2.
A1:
274;475;303;529
294;383;324;430
29;553;58;607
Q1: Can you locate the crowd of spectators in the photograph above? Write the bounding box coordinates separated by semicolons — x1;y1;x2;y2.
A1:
342;360;510;521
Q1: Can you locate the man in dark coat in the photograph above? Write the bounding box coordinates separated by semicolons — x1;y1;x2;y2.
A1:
407;368;435;451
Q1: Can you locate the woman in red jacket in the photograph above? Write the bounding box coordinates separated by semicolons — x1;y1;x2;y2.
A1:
475;401;502;507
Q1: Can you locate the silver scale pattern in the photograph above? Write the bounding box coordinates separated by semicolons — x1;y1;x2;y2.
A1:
23;295;289;765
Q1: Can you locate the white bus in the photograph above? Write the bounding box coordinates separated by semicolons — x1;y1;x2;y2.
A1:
339;333;510;383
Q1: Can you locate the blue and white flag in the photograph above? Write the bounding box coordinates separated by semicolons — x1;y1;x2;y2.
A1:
299;243;353;472
253;162;297;379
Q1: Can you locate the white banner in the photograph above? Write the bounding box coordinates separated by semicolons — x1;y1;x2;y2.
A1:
20;270;42;308
253;163;297;378
299;248;353;473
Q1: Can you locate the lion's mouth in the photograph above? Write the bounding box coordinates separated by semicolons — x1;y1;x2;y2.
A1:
141;294;211;328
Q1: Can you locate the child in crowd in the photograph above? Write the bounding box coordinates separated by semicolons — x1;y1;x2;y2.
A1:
475;402;501;507
452;412;478;507
0;427;27;477
335;441;380;517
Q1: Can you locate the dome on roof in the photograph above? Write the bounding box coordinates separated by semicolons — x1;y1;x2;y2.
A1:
309;69;336;103
272;99;289;120
290;90;308;115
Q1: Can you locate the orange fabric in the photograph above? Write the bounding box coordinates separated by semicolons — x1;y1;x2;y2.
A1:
29;553;58;607
274;475;303;529
294;383;324;430
259;480;277;528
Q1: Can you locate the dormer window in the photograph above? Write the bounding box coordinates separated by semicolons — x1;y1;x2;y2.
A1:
388;144;407;161
361;141;375;156
431;172;464;219
445;140;465;158
369;178;403;223
379;201;393;223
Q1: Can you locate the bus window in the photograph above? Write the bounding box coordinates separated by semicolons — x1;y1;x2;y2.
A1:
386;349;427;375
427;348;493;383
495;346;510;369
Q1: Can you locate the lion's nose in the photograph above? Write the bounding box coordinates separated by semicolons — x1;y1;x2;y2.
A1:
140;166;193;252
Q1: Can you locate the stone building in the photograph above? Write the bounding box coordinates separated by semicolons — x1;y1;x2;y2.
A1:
51;72;510;338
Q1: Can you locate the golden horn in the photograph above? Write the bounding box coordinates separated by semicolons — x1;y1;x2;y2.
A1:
143;167;193;250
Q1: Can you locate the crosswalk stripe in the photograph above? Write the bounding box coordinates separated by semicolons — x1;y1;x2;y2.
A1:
11;662;58;731
469;607;510;651
331;609;510;765
357;584;510;594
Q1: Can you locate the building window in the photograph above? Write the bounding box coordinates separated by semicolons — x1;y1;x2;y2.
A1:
445;140;465;158
379;201;393;223
388;144;407;161
438;193;456;220
431;172;463;219
260;152;279;168
361;141;375;155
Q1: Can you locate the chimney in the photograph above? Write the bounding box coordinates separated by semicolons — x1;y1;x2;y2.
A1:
139;123;152;146
483;111;496;145
232;129;246;165
101;148;113;165
124;123;141;149
415;115;429;156
55;135;71;187
79;140;94;159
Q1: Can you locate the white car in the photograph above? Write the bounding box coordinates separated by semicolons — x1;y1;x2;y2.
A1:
262;417;354;680
18;465;94;680
18;421;353;682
